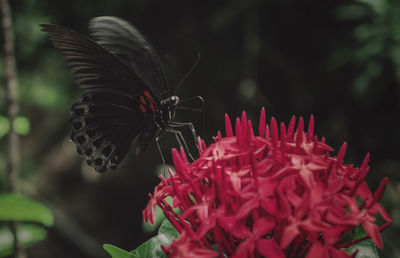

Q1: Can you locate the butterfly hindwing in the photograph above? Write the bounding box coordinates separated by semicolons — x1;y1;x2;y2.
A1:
69;91;149;172
135;123;160;158
41;23;161;172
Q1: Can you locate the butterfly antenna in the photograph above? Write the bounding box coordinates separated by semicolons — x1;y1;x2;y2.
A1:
173;53;200;95
175;106;202;112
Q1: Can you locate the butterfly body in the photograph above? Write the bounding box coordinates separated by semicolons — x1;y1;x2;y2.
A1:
155;96;179;128
42;17;180;172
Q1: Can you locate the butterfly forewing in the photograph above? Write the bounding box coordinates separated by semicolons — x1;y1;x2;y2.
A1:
41;23;162;172
88;16;169;99
41;24;148;94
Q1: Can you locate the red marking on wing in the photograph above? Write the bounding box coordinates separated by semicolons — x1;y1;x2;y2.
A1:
142;91;156;112
148;102;155;112
144;91;155;104
140;104;147;113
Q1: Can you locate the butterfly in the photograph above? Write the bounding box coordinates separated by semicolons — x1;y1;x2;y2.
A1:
41;16;186;172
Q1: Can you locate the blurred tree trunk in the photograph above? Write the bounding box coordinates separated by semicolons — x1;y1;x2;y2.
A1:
1;0;23;257
1;0;20;193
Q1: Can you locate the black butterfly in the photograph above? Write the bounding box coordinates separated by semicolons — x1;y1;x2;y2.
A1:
41;16;185;172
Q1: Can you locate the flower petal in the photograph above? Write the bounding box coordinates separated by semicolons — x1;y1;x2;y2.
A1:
256;239;285;258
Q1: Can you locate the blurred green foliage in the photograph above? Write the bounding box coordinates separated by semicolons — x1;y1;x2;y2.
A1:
0;224;48;257
0;116;31;138
0;194;53;226
332;0;400;100
0;0;399;257
0;115;10;138
0;193;54;257
13;116;30;136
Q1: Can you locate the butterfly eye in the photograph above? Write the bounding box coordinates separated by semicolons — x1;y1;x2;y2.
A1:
171;96;179;106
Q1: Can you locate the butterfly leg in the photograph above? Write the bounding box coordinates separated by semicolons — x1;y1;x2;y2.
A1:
155;136;167;176
176;95;205;137
169;121;198;149
166;127;195;161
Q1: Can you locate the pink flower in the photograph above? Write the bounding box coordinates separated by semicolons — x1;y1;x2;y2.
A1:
143;108;391;257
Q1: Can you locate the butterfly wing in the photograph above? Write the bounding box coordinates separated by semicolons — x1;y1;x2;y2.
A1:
41;24;160;172
135;122;160;157
69;92;148;172
88;16;169;99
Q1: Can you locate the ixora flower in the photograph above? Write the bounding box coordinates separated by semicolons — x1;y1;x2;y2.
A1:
143;108;392;258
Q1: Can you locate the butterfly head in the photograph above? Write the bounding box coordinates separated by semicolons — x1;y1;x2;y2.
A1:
170;95;179;107
167;95;179;121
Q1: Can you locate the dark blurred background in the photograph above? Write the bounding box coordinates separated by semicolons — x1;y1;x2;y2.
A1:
1;0;399;257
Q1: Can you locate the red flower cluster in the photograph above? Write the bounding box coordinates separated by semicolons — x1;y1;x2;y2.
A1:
143;108;391;257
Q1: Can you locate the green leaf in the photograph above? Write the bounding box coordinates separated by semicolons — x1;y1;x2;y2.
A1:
134;219;178;258
133;236;167;258
0;194;54;227
158;219;179;240
345;226;380;258
109;219;179;258
0;224;47;257
346;239;379;258
103;244;137;258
